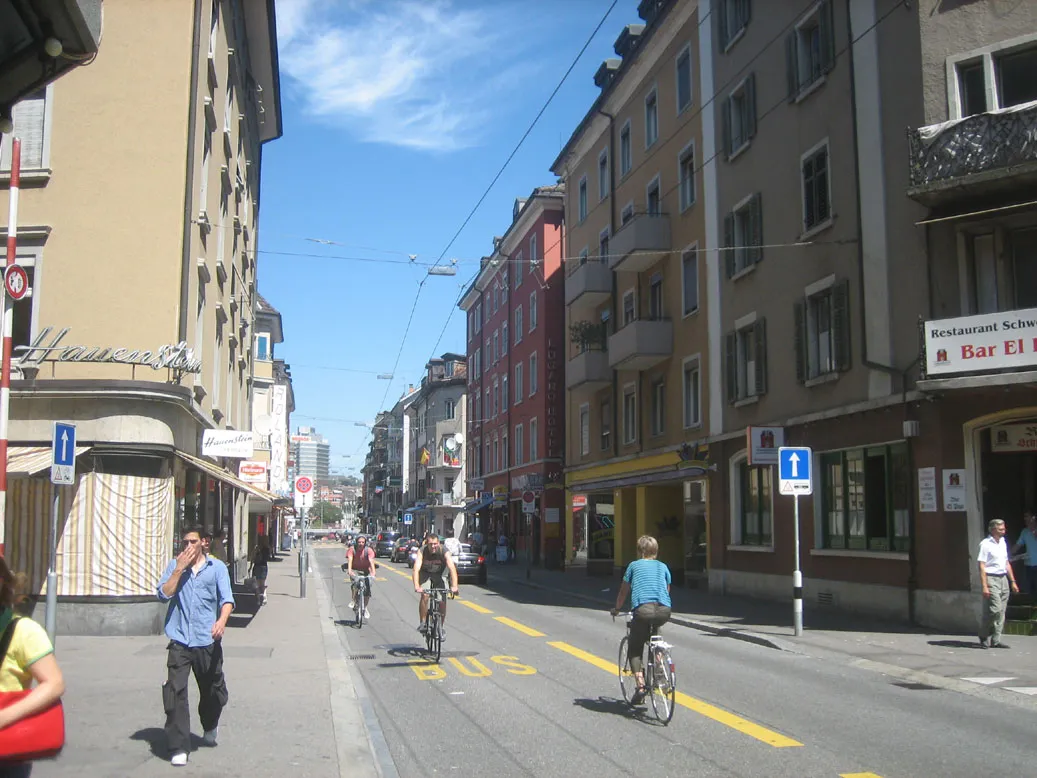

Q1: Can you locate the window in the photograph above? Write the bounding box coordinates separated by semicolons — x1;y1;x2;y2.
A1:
650;379;665;436
485;440;491;472
598;148;610;201
967;227;1037;314
676;45;692;113
444;399;455;420
483;343;490;373
801;140;831;232
957;59;987;116
795;279;850;382
0;87;51;172
514;305;523;343
648;273;664;319
644;88;658;147
474;303;482;333
600;398;611;450
529;233;538;267
514;252;523;288
529;353;538;395
474;394;481;425
726;318;767;402
822;443;910;551
501;431;508;469
578;176;588;222
492;284;499;314
723;193;763;277
719;0;751;50
681;246;699;316
678;143;696;212
622;290;636;326
623;386;637;444
646;176;661;216
723;74;757;157
599;229;610;264
9;242;41;352
501;374;509;408
492;377;499;417
529;418;539;461
620;120;632;176
739;463;773;546
786;0;834;99
514;424;524;466
493;435;499;472
954;43;1037;118
255;333;271;361
493;330;500;364
682;357;701;428
485;388;492;419
502;320;509;355
529;291;538;332
621;202;635;225
515;362;524;403
580;404;590;456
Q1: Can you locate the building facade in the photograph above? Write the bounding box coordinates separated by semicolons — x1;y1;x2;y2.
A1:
0;0;282;635
292;426;330;481
460;187;566;566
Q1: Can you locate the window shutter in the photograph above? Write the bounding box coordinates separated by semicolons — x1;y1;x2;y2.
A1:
746;73;757;139
793;301;806;384
721;96;732;158
725;331;737;404
754;318;768;395
785;33;798;100
718;2;729;48
833;278;851;371
750;192;763;264
2;91;46;170
820;0;836;74
723;212;736;277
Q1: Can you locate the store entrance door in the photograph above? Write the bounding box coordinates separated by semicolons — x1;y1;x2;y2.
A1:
683;480;708;590
981;426;1037;544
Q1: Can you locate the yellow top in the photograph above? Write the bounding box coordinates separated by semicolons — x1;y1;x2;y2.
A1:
0;616;53;692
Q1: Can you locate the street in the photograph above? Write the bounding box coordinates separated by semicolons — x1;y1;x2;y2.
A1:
317;548;1036;778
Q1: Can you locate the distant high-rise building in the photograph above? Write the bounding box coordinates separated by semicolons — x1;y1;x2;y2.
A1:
292;426;330;481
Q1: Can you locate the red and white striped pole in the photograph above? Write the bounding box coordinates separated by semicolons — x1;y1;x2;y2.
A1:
0;139;21;557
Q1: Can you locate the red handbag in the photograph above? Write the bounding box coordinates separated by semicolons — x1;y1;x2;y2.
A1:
0;618;65;762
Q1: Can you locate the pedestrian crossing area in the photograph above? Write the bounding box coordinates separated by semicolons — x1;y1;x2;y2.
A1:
959;676;1037;695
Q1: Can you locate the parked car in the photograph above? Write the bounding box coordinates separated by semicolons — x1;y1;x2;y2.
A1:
374;531;401;558
453;543;487;585
391;537;418;563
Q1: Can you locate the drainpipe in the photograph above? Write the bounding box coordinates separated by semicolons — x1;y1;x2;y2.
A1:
178;0;204;347
596;107;620;462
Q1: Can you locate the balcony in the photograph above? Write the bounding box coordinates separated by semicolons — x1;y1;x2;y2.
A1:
567;347;611;390
608;213;671;273
608;317;673;371
907;101;1037;207
565;257;611;316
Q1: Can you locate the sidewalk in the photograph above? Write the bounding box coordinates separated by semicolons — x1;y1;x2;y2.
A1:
33;551;382;777
487;562;1037;703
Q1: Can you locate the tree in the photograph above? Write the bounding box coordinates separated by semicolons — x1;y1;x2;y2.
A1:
308;501;344;526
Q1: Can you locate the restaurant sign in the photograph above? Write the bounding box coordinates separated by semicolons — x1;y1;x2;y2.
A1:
13;326;202;373
924;307;1037;376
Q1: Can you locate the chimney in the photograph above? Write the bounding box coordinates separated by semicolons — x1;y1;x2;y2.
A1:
614;24;645;59
594;58;621;89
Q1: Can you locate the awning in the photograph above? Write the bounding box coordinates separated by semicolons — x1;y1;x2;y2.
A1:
464;494;494;513
176;451;280;502
6;445;92;477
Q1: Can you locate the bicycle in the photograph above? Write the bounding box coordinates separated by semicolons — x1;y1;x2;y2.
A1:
421;586;453;662
615;612;676;724
350;571;372;629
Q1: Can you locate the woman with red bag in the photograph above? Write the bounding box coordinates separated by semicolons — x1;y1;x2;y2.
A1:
0;556;65;777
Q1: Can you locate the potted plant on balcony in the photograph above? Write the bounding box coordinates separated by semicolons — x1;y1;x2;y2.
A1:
570;320;607;353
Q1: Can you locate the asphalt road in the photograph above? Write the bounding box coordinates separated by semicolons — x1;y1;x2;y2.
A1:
316;548;1035;778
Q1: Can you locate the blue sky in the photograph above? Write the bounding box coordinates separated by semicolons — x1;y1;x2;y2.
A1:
258;0;627;475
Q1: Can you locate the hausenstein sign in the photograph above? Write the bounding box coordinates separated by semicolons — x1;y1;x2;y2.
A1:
925;307;1037;376
13;327;203;373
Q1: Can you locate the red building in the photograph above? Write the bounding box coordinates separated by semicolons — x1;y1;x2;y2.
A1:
459;186;566;568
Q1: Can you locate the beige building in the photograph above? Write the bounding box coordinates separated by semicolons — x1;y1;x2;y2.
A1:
0;0;282;635
553;0;711;584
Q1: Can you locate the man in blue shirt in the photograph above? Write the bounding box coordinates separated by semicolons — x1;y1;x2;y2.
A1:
157;524;235;767
1012;511;1037;595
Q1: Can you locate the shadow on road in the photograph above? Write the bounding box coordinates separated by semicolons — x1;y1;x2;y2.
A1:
130;727;208;758
928;639;985;650
572;696;654;723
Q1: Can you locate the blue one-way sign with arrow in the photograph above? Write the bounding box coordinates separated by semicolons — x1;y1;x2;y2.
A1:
51;421;77;486
778;446;812;495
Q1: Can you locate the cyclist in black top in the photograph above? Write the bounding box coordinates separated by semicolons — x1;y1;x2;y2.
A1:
412;532;459;638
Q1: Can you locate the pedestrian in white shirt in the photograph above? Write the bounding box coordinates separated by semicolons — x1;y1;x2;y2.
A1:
977;518;1020;649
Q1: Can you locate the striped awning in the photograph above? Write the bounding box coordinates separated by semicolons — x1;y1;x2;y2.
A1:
176;451;280;502
7;445;92;477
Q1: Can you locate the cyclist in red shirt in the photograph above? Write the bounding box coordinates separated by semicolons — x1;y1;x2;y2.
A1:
345;535;378;620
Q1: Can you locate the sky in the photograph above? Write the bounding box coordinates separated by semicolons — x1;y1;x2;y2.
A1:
257;0;629;475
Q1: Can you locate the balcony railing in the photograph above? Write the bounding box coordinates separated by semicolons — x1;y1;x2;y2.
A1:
608;316;673;371
567;346;611;390
907;101;1037;206
565;256;611;314
608;213;671;273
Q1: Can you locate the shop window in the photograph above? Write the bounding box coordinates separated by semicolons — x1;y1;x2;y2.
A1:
739;461;772;546
821;443;910;551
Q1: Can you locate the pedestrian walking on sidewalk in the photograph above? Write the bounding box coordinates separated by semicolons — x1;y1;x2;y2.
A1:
1010;512;1037;596
157;525;235;767
0;556;66;777
249;536;272;606
978;518;1019;649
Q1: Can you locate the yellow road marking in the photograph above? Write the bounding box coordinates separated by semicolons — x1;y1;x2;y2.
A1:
494;616;546;637
458;599;493;614
840;774;884;777
547;641;802;748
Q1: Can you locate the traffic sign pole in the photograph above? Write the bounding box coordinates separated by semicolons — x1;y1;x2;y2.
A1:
778;446;812;637
793;495;803;637
46;421;76;644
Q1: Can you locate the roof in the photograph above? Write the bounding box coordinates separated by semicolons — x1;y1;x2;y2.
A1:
256;292;278;315
255;291;284;343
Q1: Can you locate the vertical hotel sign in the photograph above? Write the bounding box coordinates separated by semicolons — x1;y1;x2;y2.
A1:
924;307;1037;376
270;385;289;495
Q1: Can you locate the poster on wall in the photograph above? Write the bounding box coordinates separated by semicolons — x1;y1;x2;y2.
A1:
918;467;937;513
990;423;1037;452
943;469;966;512
746;426;784;465
545;508;560;524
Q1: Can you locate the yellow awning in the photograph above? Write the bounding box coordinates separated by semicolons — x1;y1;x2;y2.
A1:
176;451;280;503
7;445;92;477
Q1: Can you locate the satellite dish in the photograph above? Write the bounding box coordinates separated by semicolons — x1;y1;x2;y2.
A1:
254;415;273;435
453;432;465;445
444;438;457;452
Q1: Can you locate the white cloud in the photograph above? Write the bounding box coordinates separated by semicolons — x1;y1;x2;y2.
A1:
277;0;515;151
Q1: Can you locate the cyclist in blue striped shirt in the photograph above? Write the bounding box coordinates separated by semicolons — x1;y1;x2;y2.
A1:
612;535;671;705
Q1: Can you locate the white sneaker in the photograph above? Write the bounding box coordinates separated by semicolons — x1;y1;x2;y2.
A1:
417;623;427;634
349;599;356;609
171;752;188;766
202;727;218;746
364;608;370;620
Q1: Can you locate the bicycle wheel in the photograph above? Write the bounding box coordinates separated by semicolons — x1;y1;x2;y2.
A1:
648;648;676;725
617;636;634;703
356;587;364;628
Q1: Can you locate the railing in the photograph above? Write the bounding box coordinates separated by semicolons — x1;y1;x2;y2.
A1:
908;101;1037;191
566;253;607;278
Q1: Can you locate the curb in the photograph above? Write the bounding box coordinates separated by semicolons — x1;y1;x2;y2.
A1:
496;572;794;652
